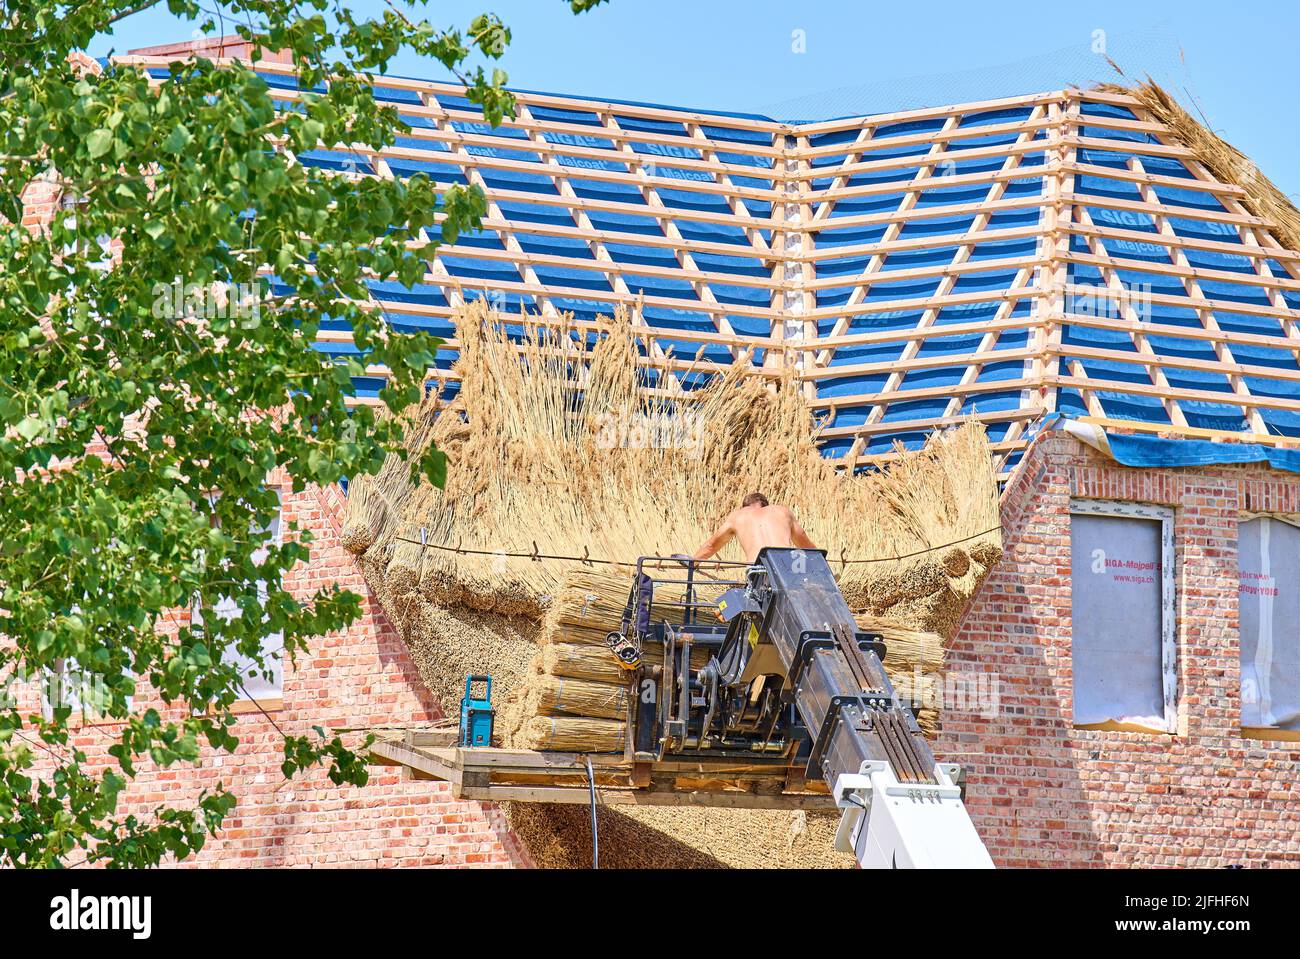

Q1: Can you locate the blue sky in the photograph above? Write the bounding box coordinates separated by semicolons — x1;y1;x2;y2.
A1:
95;1;1299;199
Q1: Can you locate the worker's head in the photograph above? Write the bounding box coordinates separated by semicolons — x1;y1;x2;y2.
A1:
742;492;769;508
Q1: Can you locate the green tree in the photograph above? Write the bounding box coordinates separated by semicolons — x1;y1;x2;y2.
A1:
0;0;606;867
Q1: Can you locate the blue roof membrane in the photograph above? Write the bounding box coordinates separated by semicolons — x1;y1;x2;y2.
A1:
960;390;1023;414
824;341;907;368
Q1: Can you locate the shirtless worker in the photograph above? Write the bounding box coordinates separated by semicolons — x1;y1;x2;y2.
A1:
690;492;818;564
598;493;817;666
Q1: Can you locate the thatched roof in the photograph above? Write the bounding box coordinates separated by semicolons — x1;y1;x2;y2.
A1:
345;302;1002;621
1099;78;1300;254
342;303;1003;867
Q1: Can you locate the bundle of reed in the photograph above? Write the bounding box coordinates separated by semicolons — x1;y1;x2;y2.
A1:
534;640;706;687
542;567;730;637
540;643;628;684
344;302;1002;634
862;620;944;675
1097;78;1300;254
852;615;945;735
638;644;712;671
853;549;1001;639
526;675;628;720
518;715;625;752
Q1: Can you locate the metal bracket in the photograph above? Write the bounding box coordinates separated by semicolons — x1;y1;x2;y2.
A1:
787;627;887;694
831;761;886;855
805;693;893;780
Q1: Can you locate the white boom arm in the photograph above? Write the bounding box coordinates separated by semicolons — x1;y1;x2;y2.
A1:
833;761;995;869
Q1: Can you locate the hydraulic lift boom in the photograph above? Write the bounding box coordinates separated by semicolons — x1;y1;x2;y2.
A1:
608;547;994;869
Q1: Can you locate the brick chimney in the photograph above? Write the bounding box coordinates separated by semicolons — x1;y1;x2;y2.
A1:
127;34;292;64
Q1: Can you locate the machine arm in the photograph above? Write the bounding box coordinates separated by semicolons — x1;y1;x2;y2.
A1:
748;548;994;869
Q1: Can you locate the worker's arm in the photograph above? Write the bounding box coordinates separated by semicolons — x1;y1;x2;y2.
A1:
692;513;737;560
789;509;817;551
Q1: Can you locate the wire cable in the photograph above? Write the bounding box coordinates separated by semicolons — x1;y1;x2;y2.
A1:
390;524;1003;569
584;754;599;869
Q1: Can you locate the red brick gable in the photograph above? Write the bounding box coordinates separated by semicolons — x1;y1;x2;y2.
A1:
936;430;1300;867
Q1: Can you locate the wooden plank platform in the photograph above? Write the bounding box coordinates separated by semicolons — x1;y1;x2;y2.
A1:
366;727;834;810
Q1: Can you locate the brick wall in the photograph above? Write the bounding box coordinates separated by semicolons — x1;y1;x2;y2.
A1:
18;482;530;868
936;430;1300;867
32;431;1298;869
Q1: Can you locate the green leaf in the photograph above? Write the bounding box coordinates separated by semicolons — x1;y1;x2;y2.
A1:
15;416;42;440
163;124;192;154
423;448;448;488
86;128;113;158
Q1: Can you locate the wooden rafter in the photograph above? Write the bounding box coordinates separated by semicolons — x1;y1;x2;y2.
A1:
118;53;1300;456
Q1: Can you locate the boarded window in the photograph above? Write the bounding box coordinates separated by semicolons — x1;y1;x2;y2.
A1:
42;659;135;722
192;496;284;702
224;503;284;701
1070;501;1176;731
1238;517;1300;732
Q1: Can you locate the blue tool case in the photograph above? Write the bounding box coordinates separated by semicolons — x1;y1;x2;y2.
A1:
458;674;494;748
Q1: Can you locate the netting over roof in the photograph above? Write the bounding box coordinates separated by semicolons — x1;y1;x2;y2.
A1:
759;25;1188;123
117;50;1300;476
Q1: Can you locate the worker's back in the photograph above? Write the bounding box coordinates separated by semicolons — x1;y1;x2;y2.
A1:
691;492;816;564
731;504;798;563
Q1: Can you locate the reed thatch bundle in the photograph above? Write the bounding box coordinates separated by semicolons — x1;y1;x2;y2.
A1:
527;675;628;720
539;643;628;684
518;715;626;752
344;302;1000;628
1097;77;1300;253
346;302;1004;867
